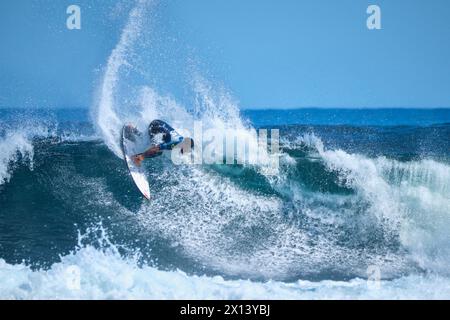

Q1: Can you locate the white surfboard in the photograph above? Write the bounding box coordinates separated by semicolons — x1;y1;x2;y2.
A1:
121;125;151;200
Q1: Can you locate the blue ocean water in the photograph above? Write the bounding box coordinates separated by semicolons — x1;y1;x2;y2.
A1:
243;108;450;127
1;107;450;299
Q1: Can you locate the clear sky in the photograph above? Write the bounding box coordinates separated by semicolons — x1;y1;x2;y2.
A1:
1;0;450;109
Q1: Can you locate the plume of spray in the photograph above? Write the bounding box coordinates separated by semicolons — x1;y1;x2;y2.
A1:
93;0;151;157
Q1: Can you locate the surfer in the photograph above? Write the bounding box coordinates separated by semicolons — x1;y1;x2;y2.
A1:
131;120;194;166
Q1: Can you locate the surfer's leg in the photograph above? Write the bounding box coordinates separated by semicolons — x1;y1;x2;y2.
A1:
142;145;162;158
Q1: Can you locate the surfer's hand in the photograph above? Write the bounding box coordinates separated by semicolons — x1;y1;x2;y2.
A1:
132;154;144;167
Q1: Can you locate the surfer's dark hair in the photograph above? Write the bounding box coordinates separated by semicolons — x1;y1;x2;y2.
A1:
163;132;171;143
148;120;174;142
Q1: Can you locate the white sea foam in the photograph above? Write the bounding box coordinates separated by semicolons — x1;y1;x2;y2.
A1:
0;243;449;300
135;161;414;281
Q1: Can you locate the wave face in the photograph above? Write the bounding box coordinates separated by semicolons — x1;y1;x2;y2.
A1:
1;1;450;299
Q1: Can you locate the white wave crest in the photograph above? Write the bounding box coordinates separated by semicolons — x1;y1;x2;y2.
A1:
298;133;450;275
0;132;34;185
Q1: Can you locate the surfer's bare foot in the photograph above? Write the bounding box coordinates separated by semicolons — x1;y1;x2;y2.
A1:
132;154;144;167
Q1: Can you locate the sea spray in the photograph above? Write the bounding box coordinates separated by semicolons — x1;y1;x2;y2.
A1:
0;132;34;185
95;0;151;157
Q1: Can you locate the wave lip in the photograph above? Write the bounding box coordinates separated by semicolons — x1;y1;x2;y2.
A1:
0;131;34;185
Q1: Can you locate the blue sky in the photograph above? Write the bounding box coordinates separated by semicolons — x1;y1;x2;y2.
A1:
1;0;450;109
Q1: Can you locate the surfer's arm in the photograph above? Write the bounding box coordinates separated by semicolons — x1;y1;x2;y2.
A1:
132;137;184;166
132;145;161;166
138;145;162;159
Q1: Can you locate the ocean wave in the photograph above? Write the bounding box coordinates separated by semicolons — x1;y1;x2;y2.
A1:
0;131;34;185
0;121;99;186
2;133;449;281
295;133;450;276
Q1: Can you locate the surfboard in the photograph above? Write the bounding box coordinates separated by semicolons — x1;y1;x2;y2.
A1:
121;125;151;200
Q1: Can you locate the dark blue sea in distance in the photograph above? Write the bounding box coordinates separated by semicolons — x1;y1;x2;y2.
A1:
243;108;450;127
0;108;449;299
2;107;450;126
